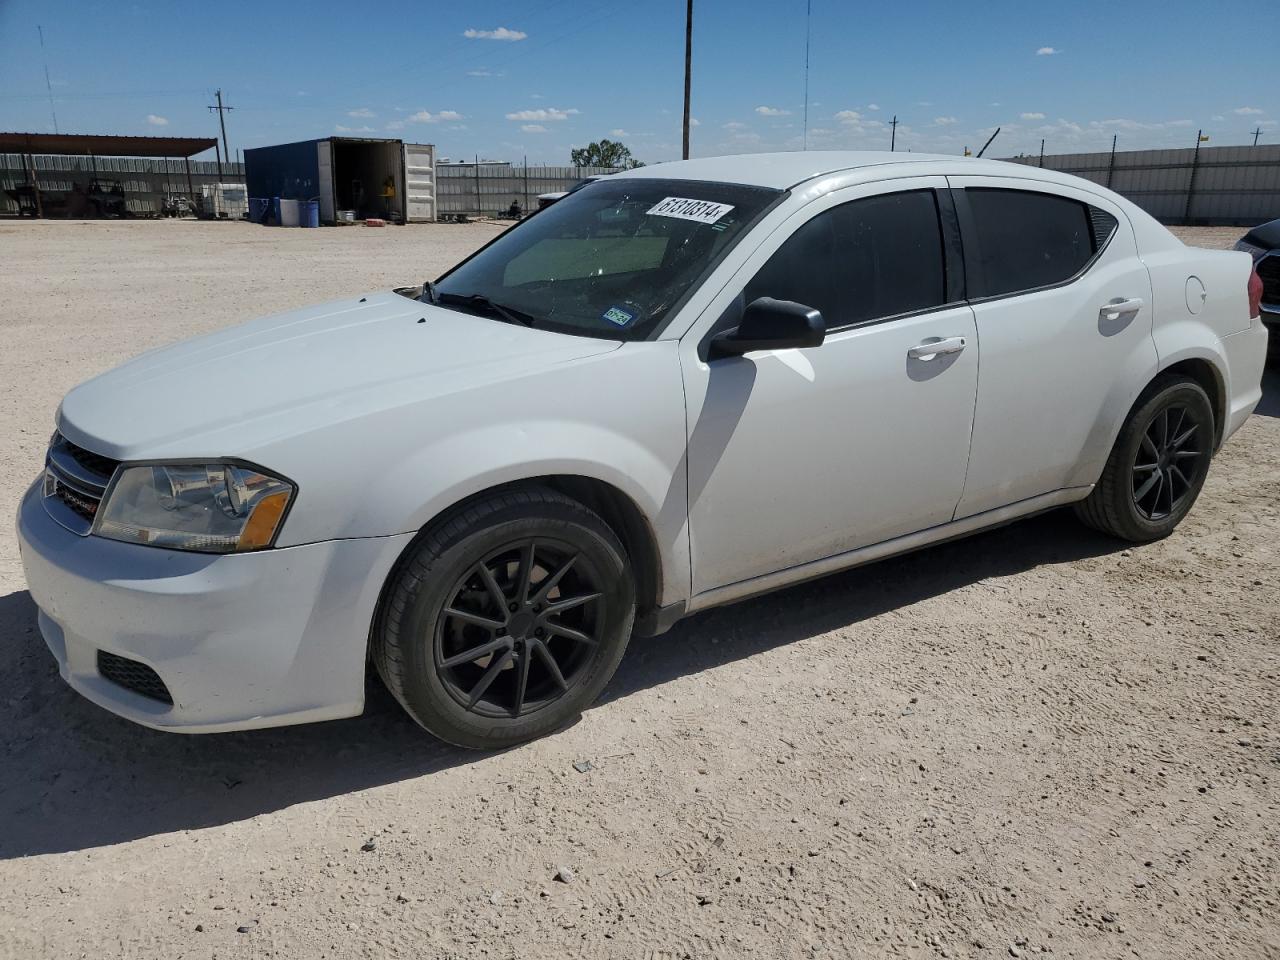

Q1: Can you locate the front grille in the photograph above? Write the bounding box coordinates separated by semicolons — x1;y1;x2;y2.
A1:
42;432;119;535
1257;253;1280;308
97;651;173;705
61;436;121;480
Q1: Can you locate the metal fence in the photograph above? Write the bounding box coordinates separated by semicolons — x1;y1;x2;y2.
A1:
1003;144;1280;225
0;154;245;216
437;163;624;217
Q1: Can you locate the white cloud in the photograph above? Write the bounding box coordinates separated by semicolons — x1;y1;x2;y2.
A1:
505;107;579;122
1233;106;1264;115
723;120;748;131
463;27;526;40
146;114;168;126
521;124;548;133
934;116;959;125
609;128;629;137
1036;46;1059;55
689;117;701;127
335;124;375;133
385;120;405;130
755;106;791;117
407;110;464;123
867;103;880;111
347;107;375;118
1020;112;1045;120
467;69;493;77
834;110;861;123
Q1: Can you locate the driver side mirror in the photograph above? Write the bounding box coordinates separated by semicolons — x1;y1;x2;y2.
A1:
708;297;826;359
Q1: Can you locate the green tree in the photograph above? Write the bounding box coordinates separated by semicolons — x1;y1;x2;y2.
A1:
570;139;643;169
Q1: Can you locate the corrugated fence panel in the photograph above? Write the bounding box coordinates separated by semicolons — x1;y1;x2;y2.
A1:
1001;144;1280;224
436;164;625;216
0;154;245;216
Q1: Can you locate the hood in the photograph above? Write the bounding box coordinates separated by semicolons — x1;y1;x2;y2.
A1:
58;291;620;460
1243;218;1280;251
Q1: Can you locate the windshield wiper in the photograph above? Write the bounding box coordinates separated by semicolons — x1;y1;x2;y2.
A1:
436;291;536;327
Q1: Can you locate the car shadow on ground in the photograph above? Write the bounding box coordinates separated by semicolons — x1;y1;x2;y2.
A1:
0;507;1126;859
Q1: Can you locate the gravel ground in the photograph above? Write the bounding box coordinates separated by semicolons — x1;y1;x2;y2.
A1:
1;219;1277;960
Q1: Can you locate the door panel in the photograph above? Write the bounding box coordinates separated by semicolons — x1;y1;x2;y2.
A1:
949;176;1158;518
403;142;437;222
679;177;979;595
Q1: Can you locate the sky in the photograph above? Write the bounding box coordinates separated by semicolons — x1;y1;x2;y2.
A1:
1;0;1275;166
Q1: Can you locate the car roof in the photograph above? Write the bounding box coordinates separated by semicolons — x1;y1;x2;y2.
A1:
609;151;1060;191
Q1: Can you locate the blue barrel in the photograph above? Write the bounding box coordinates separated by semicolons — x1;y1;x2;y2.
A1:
249;198;269;223
299;200;320;228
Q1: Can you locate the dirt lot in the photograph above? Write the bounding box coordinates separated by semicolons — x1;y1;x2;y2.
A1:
1;219;1276;960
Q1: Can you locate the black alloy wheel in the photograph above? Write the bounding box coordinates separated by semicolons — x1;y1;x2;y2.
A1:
435;538;604;719
372;486;635;749
1130;402;1208;521
1074;374;1214;542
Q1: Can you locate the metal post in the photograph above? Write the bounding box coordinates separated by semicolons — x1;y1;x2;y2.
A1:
523;155;529;214
214;140;223;180
1106;134;1117;188
1038;139;1044;167
184;155;195;205
1184;130;1203;223
26;151;43;218
682;0;693;160
890;115;898;152
474;154;481;217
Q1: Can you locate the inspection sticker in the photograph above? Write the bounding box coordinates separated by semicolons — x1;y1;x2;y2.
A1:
646;196;735;224
602;305;637;327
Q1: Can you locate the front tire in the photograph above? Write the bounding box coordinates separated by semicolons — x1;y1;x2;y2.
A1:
1074;374;1214;542
371;487;635;749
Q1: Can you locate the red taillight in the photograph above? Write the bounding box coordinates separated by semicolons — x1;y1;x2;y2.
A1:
1248;268;1263;318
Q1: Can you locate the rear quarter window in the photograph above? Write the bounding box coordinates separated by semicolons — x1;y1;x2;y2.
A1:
965;188;1109;298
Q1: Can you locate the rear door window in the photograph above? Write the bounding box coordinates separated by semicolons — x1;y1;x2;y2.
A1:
965;188;1098;297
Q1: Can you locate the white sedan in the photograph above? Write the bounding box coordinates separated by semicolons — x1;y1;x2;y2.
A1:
17;152;1268;748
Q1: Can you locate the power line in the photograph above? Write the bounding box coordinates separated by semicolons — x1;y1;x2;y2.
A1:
802;0;811;150
37;26;58;133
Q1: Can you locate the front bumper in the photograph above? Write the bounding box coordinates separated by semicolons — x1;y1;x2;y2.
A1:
16;481;414;733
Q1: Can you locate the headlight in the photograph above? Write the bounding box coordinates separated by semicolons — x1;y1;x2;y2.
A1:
1234;239;1269;262
94;463;294;553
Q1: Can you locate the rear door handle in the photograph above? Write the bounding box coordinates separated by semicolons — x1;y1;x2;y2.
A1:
907;336;967;361
1100;297;1144;322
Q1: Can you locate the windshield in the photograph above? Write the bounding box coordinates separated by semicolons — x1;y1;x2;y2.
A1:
434;178;783;340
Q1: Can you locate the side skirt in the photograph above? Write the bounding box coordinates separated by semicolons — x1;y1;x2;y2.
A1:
635;486;1092;636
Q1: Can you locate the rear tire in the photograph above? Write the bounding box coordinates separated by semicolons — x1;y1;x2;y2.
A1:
371;487;635;750
1074;375;1214;542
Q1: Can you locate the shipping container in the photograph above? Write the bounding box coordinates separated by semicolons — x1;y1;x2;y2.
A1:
244;137;435;224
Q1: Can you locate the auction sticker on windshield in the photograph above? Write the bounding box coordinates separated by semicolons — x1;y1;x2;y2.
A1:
647;197;735;224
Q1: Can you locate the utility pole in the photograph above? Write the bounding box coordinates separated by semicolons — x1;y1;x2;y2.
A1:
207;89;234;180
1252;126;1263;147
1184;129;1207;222
890;115;898;152
1038;138;1045;167
682;0;693;160
1106;133;1117;188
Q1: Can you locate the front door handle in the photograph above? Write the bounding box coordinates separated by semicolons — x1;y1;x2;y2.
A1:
907;336;967;361
1100;297;1144;322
